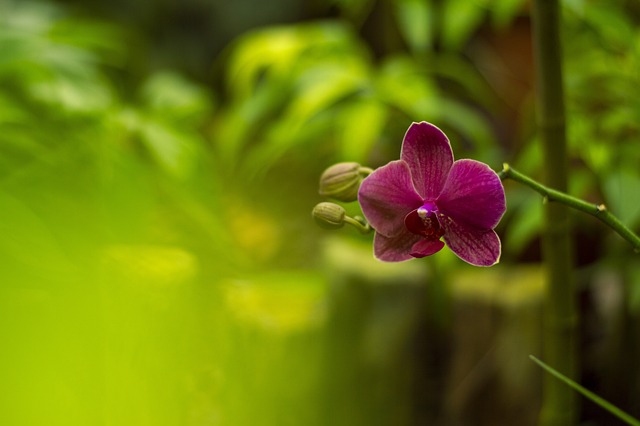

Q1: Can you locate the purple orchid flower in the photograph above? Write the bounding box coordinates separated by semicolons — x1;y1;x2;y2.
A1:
357;122;506;266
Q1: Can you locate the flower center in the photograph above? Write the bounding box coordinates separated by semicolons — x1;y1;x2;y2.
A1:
404;203;445;240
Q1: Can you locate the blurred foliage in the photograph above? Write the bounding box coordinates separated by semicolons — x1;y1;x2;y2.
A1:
1;0;640;425
506;0;640;258
213;19;499;181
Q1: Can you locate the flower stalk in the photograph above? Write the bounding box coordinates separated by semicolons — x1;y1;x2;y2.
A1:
499;164;640;252
531;0;577;424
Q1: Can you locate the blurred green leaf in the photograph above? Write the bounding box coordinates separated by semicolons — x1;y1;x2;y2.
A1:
0;190;76;276
430;53;498;111
338;98;387;161
225;22;362;100
491;0;526;29
217;21;370;175
581;2;635;53
375;55;439;118
115;108;202;179
504;193;543;256
437;97;497;160
442;0;486;50
395;0;433;53
603;171;640;227
329;0;375;22
140;71;214;123
244;59;369;176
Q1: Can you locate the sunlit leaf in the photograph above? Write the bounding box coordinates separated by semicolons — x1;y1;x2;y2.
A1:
242;60;368;174
218;21;369;174
225;22;361;100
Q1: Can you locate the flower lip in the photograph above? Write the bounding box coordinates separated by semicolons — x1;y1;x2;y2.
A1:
417;201;437;218
404;203;445;241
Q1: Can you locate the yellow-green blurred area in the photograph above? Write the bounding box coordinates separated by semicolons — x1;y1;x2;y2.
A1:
1;0;639;424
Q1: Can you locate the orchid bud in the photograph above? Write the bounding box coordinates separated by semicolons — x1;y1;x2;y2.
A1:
319;162;366;202
312;202;346;229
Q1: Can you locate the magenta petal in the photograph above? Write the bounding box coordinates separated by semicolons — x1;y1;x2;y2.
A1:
443;219;501;266
400;122;454;199
373;231;422;262
410;239;445;258
437;159;506;230
358;160;423;238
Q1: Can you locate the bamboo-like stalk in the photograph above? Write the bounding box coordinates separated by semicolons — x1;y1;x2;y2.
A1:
530;1;578;425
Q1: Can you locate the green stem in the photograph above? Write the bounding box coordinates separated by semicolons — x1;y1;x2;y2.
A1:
530;355;640;426
531;0;578;425
343;215;372;234
499;164;640;252
359;167;375;176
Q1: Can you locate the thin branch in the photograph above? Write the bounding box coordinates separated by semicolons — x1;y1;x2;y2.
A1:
499;164;640;253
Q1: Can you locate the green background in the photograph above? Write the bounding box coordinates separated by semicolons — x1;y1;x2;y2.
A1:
1;0;639;424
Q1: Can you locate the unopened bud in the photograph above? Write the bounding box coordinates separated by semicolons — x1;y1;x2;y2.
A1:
319;162;365;202
312;202;346;229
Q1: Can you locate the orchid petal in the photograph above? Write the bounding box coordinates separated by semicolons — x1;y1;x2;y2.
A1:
373;231;421;262
358;160;423;237
443;218;501;266
410;239;445;258
400;122;454;199
437;159;506;230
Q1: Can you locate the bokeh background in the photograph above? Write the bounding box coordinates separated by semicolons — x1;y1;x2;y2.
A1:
1;0;639;424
